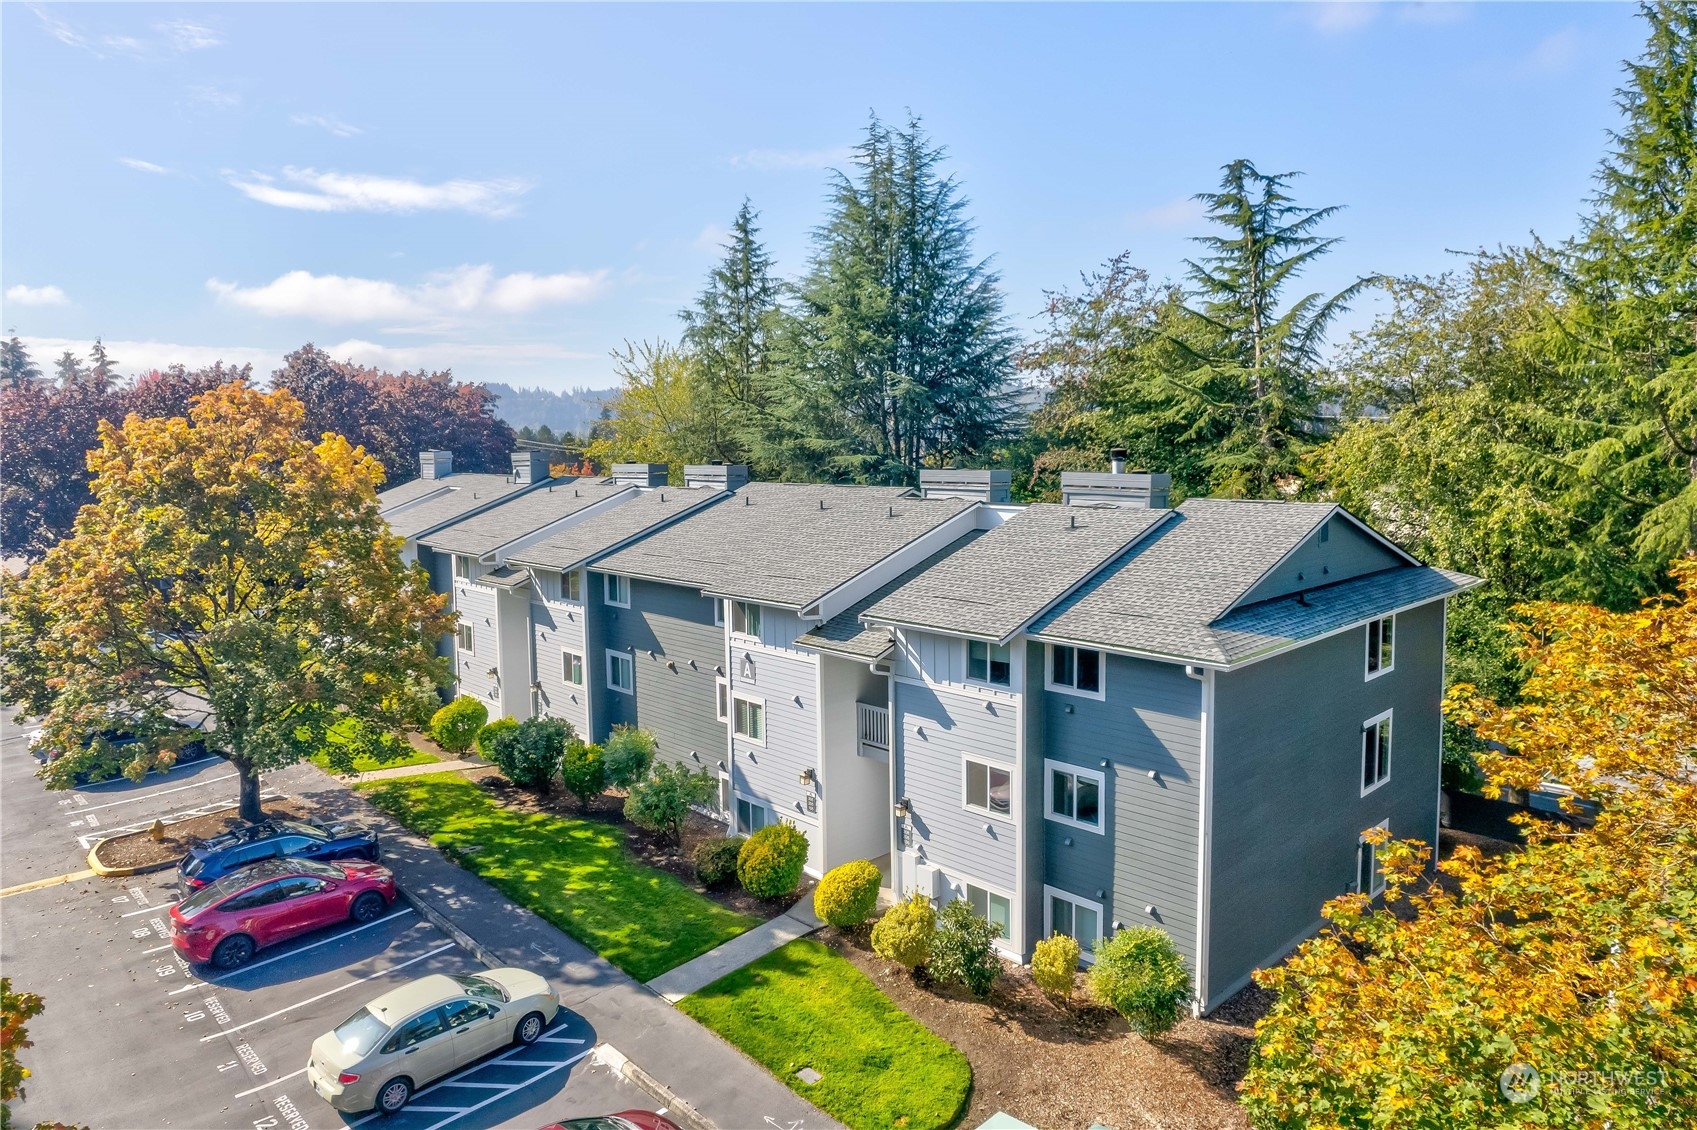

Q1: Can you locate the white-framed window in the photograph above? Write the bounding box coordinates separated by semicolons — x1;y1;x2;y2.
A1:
605;649;634;694
962;756;1012;820
1366;614;1395;678
1045;885;1103;959
733;694;765;744
561;650;583;687
963;881;1013;942
715;677;730;723
603;573;630;607
1357;820;1388;896
453;555;475;581
456;623;474;653
1045;759;1105;833
1047;644;1104;698
735;794;771;835
1361;709;1392;795
563;570;581;602
732;600;762;638
712;598;725;627
966;639;1011;687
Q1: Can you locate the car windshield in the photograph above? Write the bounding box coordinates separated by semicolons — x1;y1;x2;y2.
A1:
450;974;509;1003
287;859;345;879
276;819;325;839
331;1007;391;1057
180;853;208;877
178;870;257;915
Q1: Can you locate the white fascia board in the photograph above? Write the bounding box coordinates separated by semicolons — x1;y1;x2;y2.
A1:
802;504;984;622
487;486;638;566
380;484;455;519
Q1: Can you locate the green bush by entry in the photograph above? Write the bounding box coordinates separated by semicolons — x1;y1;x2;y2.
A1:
487;716;571;793
1088;925;1192;1037
602;725;657;788
1031;932;1082;1002
430;695;487;754
871;891;935;971
930;897;1002;999
559;739;606;807
737;822;809;900
693;835;746;888
474;716;519;758
624;761;717;842
814;859;882;927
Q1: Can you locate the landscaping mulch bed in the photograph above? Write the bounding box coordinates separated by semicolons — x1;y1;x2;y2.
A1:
474;776;815;922
93;797;316;871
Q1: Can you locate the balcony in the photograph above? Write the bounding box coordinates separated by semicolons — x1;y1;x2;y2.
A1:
857;702;889;759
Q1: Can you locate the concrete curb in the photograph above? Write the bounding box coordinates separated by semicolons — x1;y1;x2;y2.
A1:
397;884;502;970
86;840;175;878
592;1043;716;1130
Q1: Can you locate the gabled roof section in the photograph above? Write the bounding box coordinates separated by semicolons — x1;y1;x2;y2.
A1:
377;477;455;512
507;486;730;572
795;531;988;662
381;474;542;540
418;480;632;558
593;482;975;609
862;503;1172;642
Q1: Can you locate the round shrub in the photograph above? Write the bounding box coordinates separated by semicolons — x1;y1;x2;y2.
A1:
486;717;568;793
560;740;606;807
871;891;935;971
736;822;809;900
474;717;518;759
1032;933;1082;1002
930;898;1002;998
430;696;487;754
1088;926;1192;1037
624;762;717;842
602;725;657;788
693;835;746;888
813;860;882;927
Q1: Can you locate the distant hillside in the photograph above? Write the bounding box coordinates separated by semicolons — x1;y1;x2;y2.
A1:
482;383;610;437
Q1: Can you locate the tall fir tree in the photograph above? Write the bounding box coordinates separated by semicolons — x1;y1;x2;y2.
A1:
85;339;119;391
0;336;41;389
681;199;780;463
53;351;83;387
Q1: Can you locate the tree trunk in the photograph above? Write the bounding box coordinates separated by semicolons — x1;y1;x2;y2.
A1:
235;759;264;824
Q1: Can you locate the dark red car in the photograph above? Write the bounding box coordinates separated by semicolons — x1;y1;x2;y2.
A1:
169;857;396;969
538;1115;681;1130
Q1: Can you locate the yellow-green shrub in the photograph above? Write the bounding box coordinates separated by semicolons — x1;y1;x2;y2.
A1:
813;859;882;927
1032;932;1081;1001
736;823;809;899
430;696;487;754
870;891;935;970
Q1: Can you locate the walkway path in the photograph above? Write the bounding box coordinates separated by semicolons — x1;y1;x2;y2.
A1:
348;756;486;783
646;898;824;1002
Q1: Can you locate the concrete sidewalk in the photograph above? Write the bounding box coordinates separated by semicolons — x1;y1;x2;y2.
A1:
348;756;485;782
647;900;823;1002
281;763;840;1130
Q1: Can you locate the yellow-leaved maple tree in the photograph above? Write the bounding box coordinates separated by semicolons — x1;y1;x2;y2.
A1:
1240;562;1697;1129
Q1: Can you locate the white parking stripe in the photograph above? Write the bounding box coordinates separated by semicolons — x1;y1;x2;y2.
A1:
350;1045;593;1130
416;1049;591;1130
537;1034;586;1044
426;1082;508;1090
201;943;455;1042
185;908;418;987
141;943;174;954
121;901;175;917
75;774;235;810
233;1067;307;1098
397;1107;461;1113
166;981;210;996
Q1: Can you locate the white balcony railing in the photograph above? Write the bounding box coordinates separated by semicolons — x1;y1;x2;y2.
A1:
857;702;890;754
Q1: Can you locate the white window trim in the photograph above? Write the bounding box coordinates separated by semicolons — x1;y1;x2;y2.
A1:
712;598;725;627
960;753;1015;823
732;692;767;747
456;624;474;653
1045;644;1107;701
954;874;1018;953
1365;614;1396;680
561;648;584;687
963;639;1014;690
605;649;634;695
603;573;630;608
562;569;582;604
1043;884;1104;963
733;790;772;835
730;600;763;641
1360;708;1393;797
1043;758;1106;834
453;554;476;582
715;676;730;723
1358;820;1389;897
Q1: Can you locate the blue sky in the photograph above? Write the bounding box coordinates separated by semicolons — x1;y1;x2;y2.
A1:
1;2;1647;393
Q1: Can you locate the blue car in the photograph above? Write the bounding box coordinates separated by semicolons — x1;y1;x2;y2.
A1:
179;818;380;892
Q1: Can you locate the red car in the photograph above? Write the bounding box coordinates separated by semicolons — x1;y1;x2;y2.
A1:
170;856;396;969
539;1115;681;1130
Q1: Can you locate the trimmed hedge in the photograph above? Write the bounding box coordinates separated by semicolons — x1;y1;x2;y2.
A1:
871;891;935;971
1032;933;1082;1002
430;696;487;754
814;859;882;927
693;835;746;888
1088;926;1192;1037
474;717;518;758
736;822;809;900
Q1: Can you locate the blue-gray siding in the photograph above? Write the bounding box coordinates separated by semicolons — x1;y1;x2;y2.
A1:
1239;515;1404;607
452;579;502;710
728;645;823;870
531;594;590;738
592;574;727;768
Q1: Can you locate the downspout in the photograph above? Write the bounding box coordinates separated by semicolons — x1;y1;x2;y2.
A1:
1187;663;1215;1015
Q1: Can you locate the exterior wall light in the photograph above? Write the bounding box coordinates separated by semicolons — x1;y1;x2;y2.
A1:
893;798;911;819
798;767;817;786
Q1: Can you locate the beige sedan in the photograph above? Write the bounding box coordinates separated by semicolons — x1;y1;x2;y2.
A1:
306;968;561;1115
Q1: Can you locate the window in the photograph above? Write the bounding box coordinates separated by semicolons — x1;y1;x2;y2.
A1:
603;573;629;607
453;555;474;581
1045;760;1104;832
711;598;724;627
606;650;634;694
563;570;581;602
1357;822;1388;896
383;1008;449;1054
1361;710;1392;795
1366;615;1395;678
443;999;495;1029
735;796;770;834
733;695;765;744
456;623;474;653
963;757;1012;819
963;883;1012;941
1046;887;1102;957
561;650;583;687
715;677;729;723
1047;645;1104;697
732;600;762;638
967;640;1011;687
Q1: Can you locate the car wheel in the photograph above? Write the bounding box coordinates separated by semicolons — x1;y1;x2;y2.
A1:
364;845;380;862
211;934;256;970
351;891;386;924
514;1011;546;1045
376;1076;412;1116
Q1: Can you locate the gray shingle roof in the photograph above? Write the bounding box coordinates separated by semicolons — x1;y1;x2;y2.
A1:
795;532;988;661
862;504;1172;641
381;474;538;540
418;481;632;557
377;477;455;511
594;482;975;609
507;487;730;571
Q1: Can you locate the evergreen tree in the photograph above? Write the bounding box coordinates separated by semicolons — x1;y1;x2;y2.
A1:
86;339;119;391
53;351;83;387
0;337;41;389
682;199;781;463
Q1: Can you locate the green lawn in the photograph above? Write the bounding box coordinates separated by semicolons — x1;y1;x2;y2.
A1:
359;772;757;982
311;746;439;774
678;938;972;1130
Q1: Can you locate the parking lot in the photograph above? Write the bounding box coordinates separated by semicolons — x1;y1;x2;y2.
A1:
1;719;667;1130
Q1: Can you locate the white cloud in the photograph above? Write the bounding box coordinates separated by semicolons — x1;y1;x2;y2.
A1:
1519;28;1580;76
729;147;852;172
118;157;171;175
158;19;221;51
1130;197;1207;231
5;284;70;307
207;265;607;326
32;7;223;57
290;113;363;138
1304;2;1472;35
189;85;241;109
31;5;87;49
693;223;731;253
20;336;275;377
226;168;532;218
318;339;599;371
